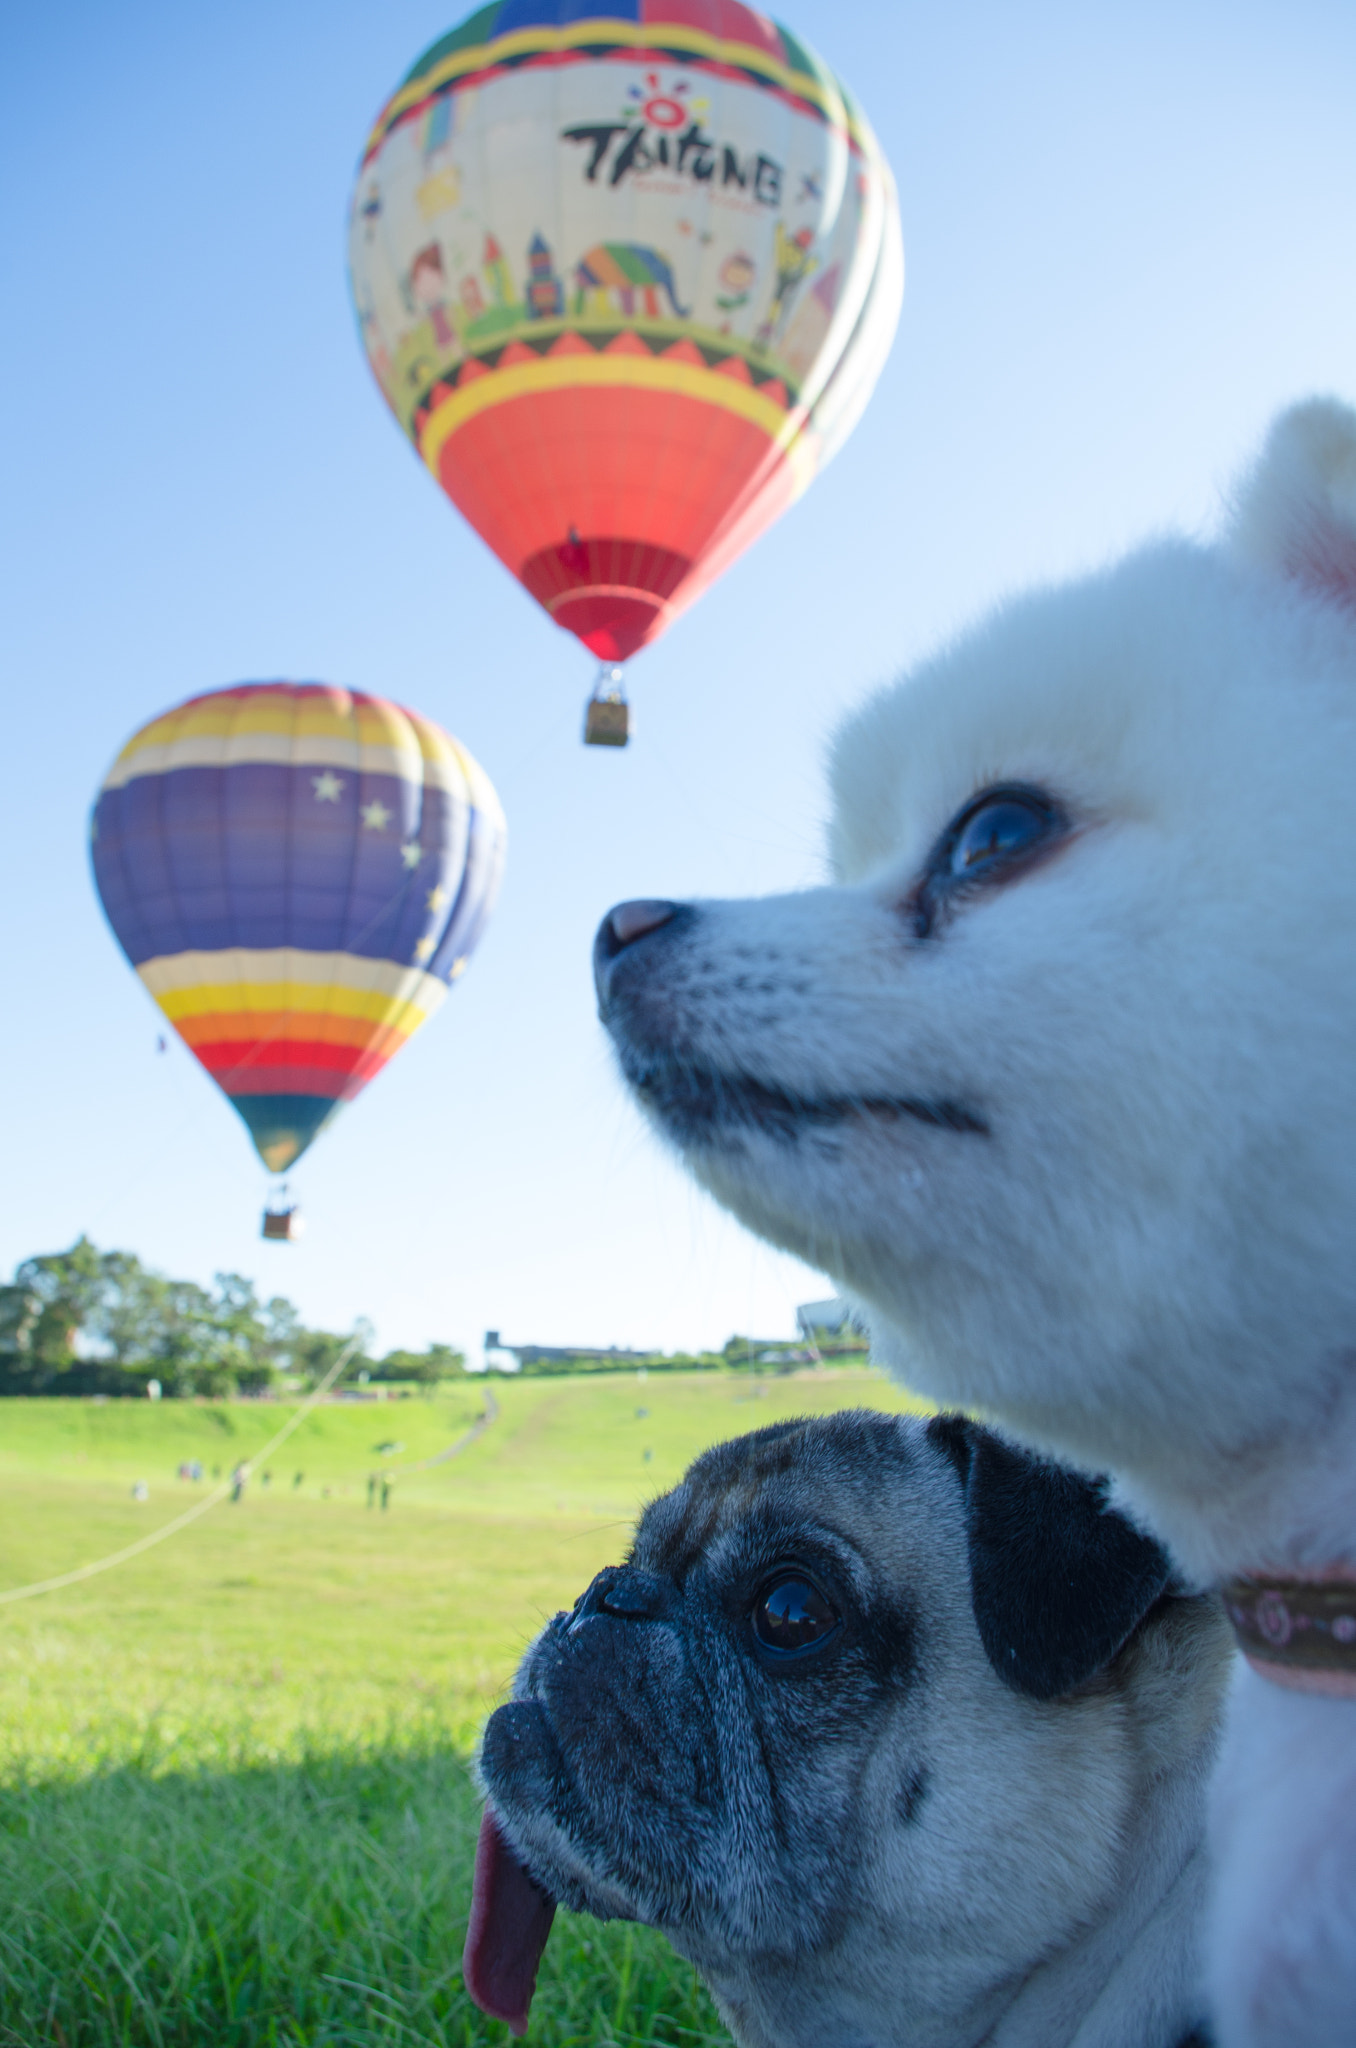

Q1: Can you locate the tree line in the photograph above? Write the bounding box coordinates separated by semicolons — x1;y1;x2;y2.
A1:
0;1239;463;1399
0;1239;870;1399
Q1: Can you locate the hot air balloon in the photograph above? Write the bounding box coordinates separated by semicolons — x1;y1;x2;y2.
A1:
90;683;507;1181
348;0;902;743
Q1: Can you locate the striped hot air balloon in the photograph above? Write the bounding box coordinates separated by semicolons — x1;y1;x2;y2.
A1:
90;684;506;1172
349;0;902;681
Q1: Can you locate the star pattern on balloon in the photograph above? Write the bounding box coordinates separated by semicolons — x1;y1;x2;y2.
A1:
91;680;507;1178
426;884;448;912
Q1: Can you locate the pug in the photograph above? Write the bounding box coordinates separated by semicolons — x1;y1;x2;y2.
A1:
466;1411;1231;2048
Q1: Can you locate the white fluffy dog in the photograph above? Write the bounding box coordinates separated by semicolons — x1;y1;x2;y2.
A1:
592;398;1356;2048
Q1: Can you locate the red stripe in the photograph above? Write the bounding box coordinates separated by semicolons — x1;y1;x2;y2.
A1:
193;1039;398;1087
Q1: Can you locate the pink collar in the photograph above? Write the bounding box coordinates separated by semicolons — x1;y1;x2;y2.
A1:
1223;1572;1356;1697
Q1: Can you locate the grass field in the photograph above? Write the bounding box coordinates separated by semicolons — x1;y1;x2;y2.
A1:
0;1369;925;2046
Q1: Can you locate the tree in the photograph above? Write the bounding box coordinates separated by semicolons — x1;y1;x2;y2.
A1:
0;1242;311;1397
291;1328;374;1391
0;1239;149;1395
373;1343;467;1384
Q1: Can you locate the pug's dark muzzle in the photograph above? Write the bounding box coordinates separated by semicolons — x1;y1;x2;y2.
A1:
480;1565;722;1919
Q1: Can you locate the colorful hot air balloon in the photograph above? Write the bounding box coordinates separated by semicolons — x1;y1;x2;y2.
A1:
90;684;506;1172
349;1;902;675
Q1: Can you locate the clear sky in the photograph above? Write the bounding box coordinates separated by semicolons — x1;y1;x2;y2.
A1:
3;1;1353;1360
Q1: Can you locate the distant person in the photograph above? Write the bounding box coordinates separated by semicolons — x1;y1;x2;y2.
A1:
367;1473;376;1509
230;1463;246;1503
261;1469;271;1488
380;1476;391;1512
293;1472;304;1489
190;1460;203;1482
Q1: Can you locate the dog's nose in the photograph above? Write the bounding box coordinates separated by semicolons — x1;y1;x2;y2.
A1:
594;909;684;1011
571;1565;668;1628
595;899;680;963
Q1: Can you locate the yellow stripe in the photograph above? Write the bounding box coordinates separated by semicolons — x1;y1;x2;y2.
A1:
419;349;817;489
137;949;445;1003
369;21;857;155
103;690;500;808
114;690;404;760
150;981;442;1029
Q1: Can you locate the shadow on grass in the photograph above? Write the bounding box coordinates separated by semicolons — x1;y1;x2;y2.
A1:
0;1745;731;2048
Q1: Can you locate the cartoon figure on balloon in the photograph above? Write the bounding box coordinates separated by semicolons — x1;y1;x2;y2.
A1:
408;243;457;349
714;251;757;332
572;243;689;322
754;223;818;351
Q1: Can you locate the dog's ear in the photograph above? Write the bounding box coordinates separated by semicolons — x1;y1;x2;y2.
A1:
1228;397;1356;614
926;1414;1172;1700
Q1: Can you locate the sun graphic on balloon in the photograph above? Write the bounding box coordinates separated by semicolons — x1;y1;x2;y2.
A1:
622;73;709;129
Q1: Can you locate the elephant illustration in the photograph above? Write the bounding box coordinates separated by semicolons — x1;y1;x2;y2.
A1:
572;242;690;320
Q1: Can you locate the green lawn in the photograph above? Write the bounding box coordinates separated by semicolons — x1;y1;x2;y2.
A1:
0;1370;924;2045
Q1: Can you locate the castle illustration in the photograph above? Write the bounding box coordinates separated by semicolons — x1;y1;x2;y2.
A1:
525;232;564;319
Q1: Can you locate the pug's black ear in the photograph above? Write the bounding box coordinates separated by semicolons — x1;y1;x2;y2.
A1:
926;1414;1172;1699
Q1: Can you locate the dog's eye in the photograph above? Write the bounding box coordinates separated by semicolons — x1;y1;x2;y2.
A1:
912;785;1066;937
752;1575;840;1655
946;789;1060;879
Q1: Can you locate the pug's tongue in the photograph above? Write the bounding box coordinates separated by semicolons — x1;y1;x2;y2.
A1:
464;1809;557;2035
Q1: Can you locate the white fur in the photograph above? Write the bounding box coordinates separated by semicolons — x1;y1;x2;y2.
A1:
605;399;1356;2044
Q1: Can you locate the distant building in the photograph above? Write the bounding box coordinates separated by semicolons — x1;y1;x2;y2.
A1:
482;1334;652;1372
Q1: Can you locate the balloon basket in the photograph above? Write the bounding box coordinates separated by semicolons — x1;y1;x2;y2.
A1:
584;667;629;748
262;1185;305;1242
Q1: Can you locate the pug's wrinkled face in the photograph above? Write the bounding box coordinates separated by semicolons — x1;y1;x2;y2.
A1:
473;1412;1221;2048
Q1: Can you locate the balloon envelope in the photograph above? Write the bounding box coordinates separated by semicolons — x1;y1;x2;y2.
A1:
350;0;902;663
91;683;507;1171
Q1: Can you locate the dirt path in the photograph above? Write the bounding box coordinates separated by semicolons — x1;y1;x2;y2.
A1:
391;1386;500;1474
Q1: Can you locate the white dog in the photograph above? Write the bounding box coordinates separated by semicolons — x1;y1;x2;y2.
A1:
592;398;1356;2048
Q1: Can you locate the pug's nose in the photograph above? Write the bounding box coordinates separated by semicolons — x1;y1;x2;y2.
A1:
571;1565;668;1628
595;899;679;962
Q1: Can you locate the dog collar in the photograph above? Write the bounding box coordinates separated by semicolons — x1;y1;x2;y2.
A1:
1222;1571;1356;1697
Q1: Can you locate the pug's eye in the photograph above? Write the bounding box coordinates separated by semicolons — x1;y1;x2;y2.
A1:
945;788;1061;879
752;1575;840;1655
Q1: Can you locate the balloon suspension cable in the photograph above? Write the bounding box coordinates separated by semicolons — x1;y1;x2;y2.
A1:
591;663;627;704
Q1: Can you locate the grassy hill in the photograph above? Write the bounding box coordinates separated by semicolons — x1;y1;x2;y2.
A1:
0;1367;925;2045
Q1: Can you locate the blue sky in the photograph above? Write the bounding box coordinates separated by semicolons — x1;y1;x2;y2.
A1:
3;1;1353;1359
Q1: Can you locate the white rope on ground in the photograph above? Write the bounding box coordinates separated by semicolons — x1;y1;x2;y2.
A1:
0;1331;367;1608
